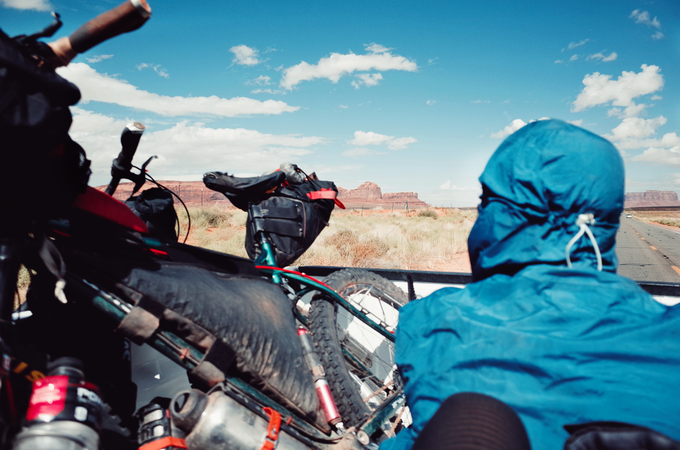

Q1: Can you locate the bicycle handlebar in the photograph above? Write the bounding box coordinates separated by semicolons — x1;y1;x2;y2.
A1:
105;122;145;196
48;0;151;67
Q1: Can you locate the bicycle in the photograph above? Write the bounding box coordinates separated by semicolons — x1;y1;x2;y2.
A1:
133;155;414;440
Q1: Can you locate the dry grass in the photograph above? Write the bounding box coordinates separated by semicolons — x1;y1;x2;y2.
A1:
179;206;476;272
627;211;680;228
178;206;249;257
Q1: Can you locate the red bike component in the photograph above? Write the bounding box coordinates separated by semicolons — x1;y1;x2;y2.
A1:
72;187;149;234
254;266;335;291
261;407;282;450
138;436;187;450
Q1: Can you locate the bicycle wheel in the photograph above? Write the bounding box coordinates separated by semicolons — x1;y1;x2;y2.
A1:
308;269;408;429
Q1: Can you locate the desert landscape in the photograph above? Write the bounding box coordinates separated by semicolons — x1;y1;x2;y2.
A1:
97;180;430;210
178;206;476;273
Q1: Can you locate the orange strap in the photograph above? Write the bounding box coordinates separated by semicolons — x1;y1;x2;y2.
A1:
138;436;187;450
261;407;282;450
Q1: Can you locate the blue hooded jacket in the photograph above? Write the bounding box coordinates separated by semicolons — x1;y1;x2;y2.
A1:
381;120;680;450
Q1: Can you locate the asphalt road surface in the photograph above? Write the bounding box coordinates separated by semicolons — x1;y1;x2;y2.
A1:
616;216;680;283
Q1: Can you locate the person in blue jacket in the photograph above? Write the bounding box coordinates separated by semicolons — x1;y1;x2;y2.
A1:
381;119;680;450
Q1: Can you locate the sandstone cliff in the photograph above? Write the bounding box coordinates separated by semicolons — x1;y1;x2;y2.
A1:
337;182;428;209
95;181;232;207
624;190;680;208
95;179;430;209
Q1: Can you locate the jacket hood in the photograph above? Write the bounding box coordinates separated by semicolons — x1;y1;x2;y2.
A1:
468;119;624;281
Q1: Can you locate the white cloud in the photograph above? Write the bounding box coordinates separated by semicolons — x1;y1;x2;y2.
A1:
230;45;261;66
1;0;50;10
86;54;114;64
568;119;584;126
280;43;417;90
555;60;564;64
348;131;417;150
491;118;550;139
587;52;617;62
342;148;384;157
137;63;169;79
567;39;591;50
245;75;272;86
652;31;664;40
607;104;649;119
491;119;527;139
251;88;285;95
570;55;579;62
613;130;680;151
69;108;324;185
365;43;392;54
388;137;418;150
630;10;661;28
631;146;680;165
426;100;436;106
471;100;490;104
439;180;473;191
57;63;298;117
351;73;383;89
571;65;663;112
604;116;667;143
339;105;349;109
651;95;662;100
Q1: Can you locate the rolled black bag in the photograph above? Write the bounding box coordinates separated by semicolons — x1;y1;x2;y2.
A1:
125;187;178;241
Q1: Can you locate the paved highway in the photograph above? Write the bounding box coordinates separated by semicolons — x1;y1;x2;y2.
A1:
616;215;680;283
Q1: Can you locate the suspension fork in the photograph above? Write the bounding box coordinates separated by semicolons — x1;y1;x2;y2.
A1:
249;204;281;283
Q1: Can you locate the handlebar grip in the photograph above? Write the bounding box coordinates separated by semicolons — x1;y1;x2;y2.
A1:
69;0;151;54
105;121;145;196
115;121;145;171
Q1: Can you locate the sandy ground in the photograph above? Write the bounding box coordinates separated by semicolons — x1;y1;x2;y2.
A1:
648;221;680;232
422;252;472;273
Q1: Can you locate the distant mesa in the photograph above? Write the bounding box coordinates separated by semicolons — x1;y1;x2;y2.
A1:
337;182;429;209
624;190;680;208
95;180;430;209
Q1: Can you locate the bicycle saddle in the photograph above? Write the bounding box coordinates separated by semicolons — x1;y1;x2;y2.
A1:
203;171;285;198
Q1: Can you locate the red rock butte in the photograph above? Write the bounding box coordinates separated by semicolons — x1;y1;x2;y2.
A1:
624;191;680;208
95;180;430;209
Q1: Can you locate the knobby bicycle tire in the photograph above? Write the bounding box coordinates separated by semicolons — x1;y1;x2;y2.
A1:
308;269;408;429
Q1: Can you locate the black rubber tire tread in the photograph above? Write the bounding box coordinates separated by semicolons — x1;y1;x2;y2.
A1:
309;269;408;428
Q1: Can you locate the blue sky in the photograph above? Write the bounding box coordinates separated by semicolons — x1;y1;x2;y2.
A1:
3;0;679;206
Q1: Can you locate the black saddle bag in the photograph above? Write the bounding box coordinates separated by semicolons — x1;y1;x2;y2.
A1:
245;180;338;267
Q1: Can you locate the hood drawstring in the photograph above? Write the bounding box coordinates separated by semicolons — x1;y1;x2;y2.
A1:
565;213;603;271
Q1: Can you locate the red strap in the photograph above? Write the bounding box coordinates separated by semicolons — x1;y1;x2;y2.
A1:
306;189;337;200
307;188;346;209
261;407;282;450
138;436;187;450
